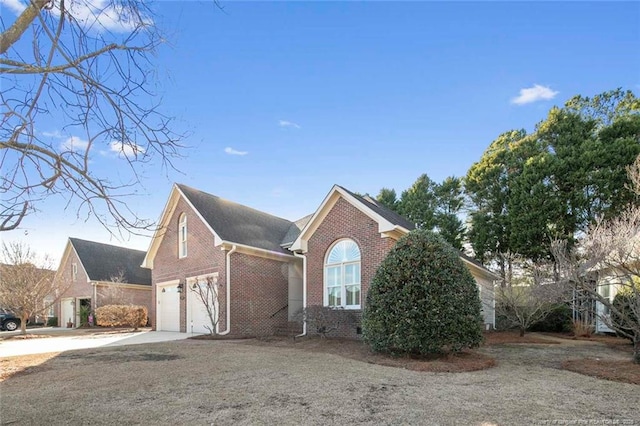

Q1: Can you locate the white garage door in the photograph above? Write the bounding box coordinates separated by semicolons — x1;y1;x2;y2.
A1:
188;281;217;334
157;284;180;332
61;298;74;327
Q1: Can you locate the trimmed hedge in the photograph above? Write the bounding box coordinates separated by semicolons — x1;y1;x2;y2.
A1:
362;230;484;355
46;317;58;327
95;305;148;329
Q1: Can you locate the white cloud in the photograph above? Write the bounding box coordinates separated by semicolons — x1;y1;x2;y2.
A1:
0;0;150;32
42;129;63;139
224;147;248;156
0;0;151;32
61;136;89;152
110;140;144;158
278;120;301;129
511;84;559;105
0;0;26;14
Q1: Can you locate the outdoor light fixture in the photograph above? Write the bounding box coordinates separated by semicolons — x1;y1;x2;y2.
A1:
177;281;186;300
192;283;198;289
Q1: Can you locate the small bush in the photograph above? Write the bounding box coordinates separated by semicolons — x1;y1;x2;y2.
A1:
611;291;639;342
572;320;594;338
294;306;357;338
528;304;573;332
46;317;58;327
362;230;484;355
95;305;148;330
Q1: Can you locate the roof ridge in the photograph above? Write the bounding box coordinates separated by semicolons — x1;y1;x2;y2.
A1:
176;183;293;225
69;237;146;255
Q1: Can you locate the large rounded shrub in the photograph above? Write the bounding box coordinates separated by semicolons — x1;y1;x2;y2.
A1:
362;230;483;355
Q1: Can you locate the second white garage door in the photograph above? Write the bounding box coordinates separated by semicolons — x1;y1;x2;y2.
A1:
157;284;180;332
187;280;218;334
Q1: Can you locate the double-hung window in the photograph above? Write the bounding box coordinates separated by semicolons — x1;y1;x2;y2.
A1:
178;213;187;258
324;239;361;309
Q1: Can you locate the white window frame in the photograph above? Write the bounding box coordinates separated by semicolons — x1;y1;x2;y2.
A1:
72;263;78;281
324;239;361;310
178;213;187;258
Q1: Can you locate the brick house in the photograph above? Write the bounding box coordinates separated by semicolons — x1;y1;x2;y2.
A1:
54;238;152;327
144;184;498;337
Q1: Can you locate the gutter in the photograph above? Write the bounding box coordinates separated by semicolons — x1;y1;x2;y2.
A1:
293;252;307;338
217;245;237;336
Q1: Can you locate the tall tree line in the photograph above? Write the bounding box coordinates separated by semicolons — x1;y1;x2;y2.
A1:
375;175;466;251
373;89;640;280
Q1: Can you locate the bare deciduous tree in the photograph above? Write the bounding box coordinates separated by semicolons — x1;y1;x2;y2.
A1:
495;260;567;336
97;270;133;306
553;155;640;364
189;275;220;335
1;0;183;233
0;241;57;334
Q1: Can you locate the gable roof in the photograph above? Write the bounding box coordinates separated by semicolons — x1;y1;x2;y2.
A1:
339;186;416;231
69;238;151;285
177;184;295;254
290;185;498;279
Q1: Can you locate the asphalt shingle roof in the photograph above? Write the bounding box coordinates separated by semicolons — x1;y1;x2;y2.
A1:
281;214;314;247
69;238;151;285
338;186;495;276
338;186;416;231
177;184;295;254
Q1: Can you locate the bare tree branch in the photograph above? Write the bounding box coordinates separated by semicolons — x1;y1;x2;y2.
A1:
0;240;61;334
552;155;640;364
1;0;185;235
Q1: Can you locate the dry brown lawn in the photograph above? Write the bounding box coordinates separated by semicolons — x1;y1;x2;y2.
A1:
1;333;639;425
0;352;59;381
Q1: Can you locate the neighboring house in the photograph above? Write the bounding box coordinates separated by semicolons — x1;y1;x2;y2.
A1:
54;238;152;327
595;281;619;333
143;184;498;337
594;270;627;334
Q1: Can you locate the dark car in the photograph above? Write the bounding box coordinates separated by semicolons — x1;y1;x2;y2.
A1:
0;309;22;332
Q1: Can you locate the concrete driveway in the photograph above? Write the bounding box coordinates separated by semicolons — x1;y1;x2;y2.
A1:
0;330;191;357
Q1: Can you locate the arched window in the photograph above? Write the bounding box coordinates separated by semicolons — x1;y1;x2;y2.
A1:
324;239;361;309
178;213;187;258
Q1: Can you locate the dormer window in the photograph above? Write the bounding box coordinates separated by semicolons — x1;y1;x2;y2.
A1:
179;213;187;258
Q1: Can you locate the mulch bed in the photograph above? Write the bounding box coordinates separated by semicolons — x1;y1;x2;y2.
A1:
244;336;496;373
483;331;560;345
541;332;633;353
562;358;640;385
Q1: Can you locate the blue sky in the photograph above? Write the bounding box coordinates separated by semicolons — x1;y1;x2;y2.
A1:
2;1;639;263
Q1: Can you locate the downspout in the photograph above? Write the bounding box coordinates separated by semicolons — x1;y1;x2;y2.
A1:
217;245;237;335
293;252;307;337
492;280;497;330
92;282;97;312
